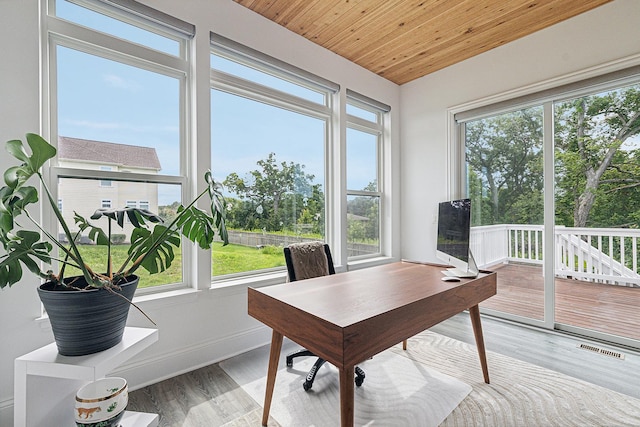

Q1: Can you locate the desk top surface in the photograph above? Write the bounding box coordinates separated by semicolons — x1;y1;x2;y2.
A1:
250;262;495;328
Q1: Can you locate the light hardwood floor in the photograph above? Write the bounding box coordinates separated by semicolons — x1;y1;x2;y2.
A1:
127;313;640;426
480;263;640;340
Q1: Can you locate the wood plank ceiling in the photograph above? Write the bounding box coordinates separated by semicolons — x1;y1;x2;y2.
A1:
233;0;613;85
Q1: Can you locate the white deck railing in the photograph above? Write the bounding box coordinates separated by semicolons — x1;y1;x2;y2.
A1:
471;224;640;287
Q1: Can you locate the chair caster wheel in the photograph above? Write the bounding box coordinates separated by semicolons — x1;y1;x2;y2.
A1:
303;381;312;391
355;366;365;387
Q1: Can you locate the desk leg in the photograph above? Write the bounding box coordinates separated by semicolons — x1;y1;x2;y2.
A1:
339;365;355;427
469;305;490;384
262;330;283;426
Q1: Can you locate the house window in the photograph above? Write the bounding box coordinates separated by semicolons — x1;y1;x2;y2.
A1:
210;33;337;278
346;91;389;258
99;166;113;187
46;0;194;291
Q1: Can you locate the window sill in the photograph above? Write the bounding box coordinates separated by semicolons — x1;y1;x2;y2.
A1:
210;270;288;294
348;255;396;271
35;259;394;329
35;287;202;330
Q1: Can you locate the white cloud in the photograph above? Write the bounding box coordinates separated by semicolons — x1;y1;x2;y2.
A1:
103;74;141;91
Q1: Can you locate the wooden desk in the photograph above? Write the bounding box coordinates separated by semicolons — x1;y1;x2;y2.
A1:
248;261;497;427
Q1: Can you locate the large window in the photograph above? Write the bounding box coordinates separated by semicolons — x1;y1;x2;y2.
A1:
46;0;194;290
210;34;335;278
346;92;388;258
455;66;640;348
45;4;392;289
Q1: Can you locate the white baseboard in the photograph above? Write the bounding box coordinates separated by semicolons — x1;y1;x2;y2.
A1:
0;396;13;427
2;324;272;426
111;324;273;391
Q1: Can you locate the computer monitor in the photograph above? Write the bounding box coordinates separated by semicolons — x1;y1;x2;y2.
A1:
435;198;478;278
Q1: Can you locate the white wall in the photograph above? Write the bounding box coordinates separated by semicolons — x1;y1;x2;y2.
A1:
0;0;399;424
400;0;640;264
0;0;48;424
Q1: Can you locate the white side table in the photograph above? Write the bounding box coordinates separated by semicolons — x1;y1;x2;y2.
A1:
14;327;159;427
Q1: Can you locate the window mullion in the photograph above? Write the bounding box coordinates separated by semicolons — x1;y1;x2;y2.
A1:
211;70;331;119
49;17;188;73
53;167;186;186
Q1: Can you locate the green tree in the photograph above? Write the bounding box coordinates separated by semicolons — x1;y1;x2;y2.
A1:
157;201;181;224
347;180;379;242
223;153;318;232
555;85;640;227
465;107;544;225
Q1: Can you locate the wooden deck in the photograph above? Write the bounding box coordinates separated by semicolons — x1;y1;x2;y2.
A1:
479;263;640;341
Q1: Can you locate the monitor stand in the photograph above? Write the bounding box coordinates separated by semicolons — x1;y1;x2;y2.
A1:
442;250;479;278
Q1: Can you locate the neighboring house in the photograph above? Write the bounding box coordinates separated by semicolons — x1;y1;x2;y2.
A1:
57;136;161;242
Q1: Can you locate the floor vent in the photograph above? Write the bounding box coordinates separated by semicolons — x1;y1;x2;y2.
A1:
578;343;625;359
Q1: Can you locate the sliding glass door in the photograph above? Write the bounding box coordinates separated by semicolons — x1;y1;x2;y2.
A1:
553;84;640;341
459;77;640;347
464;106;545;322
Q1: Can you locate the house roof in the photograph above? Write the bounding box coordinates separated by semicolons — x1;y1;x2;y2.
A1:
234;0;613;85
58;136;162;171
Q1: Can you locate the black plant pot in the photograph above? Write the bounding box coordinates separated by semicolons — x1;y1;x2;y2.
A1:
37;275;139;356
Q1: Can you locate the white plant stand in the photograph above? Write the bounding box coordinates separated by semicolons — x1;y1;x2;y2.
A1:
14;327;159;427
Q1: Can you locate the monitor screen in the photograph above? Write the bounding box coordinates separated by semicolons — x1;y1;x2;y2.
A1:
436;198;475;276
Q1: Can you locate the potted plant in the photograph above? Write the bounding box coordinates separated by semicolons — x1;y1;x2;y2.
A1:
0;133;229;356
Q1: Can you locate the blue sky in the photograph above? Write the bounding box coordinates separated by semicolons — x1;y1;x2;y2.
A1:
55;0;377;206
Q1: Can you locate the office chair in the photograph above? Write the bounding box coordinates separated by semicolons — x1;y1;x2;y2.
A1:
283;242;366;391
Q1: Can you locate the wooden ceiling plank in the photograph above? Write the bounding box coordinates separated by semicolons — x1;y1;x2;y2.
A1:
353;0;533;66
311;0;403;48
234;0;613;85
267;0;325;27
360;0;608;72
234;0;279;17
286;0;359;38
330;0;482;59
381;0;613;84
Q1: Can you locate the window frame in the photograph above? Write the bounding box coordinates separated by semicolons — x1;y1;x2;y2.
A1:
451;64;640;348
345;94;387;260
42;0;194;294
210;34;339;281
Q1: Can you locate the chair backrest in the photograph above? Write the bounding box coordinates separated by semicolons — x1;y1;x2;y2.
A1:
284;242;335;282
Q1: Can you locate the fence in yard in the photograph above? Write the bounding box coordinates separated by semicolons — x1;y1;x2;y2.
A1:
226;230;378;257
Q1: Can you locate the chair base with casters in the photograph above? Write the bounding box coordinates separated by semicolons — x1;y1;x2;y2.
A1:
283;242;366;391
286;349;366;391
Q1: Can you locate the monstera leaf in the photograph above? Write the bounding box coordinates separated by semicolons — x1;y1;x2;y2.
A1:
175;205;216;249
74;213;110;246
4;134;56;190
0;230;53;288
0;134;229;292
0;185;38;235
127;225;181;275
90;207;163;229
205;170;228;245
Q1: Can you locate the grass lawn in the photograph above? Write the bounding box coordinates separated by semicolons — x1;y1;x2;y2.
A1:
64;242;285;288
212;242;285;276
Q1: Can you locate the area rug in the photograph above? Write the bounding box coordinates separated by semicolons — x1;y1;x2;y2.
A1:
393;331;640;427
220;340;472;426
